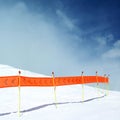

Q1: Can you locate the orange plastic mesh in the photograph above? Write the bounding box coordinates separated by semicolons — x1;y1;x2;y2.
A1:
0;75;109;88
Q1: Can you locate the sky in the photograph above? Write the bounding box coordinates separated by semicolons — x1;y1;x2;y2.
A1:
0;0;120;91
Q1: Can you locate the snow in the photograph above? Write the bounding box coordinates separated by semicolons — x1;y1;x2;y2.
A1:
0;64;49;77
0;64;120;120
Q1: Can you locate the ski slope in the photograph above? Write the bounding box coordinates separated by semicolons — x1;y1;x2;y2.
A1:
0;65;120;120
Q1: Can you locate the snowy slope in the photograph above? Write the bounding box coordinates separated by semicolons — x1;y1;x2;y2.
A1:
0;65;120;120
0;64;49;77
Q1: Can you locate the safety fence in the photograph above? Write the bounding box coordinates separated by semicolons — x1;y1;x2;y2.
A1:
0;71;109;117
0;72;108;88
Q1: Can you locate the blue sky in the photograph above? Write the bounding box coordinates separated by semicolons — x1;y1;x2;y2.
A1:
0;0;120;90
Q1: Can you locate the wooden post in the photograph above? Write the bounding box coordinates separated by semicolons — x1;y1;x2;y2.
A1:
18;70;21;117
104;74;106;95
52;72;57;108
106;74;110;95
96;71;100;96
81;71;84;102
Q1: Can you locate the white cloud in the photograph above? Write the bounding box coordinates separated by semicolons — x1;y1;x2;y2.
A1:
56;9;75;31
95;34;114;47
102;48;120;58
96;36;107;46
107;34;114;42
0;2;80;75
113;40;120;48
102;40;120;59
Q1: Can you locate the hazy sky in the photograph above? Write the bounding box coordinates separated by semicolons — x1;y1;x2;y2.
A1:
0;0;120;90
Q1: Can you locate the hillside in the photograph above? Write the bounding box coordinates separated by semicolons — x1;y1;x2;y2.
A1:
0;65;120;120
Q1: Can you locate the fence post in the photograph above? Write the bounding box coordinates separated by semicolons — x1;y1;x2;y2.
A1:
106;74;110;95
96;71;100;96
81;71;84;102
52;72;57;108
18;70;21;117
104;74;107;95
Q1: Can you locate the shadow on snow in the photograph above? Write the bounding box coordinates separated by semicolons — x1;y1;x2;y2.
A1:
0;94;106;116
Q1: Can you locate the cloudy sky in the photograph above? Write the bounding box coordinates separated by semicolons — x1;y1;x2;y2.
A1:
0;0;120;91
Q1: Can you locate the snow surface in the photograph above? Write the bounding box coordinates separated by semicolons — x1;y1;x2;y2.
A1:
0;65;120;120
0;64;49;77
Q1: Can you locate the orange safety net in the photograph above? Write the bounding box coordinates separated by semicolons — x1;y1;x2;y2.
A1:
0;75;109;88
